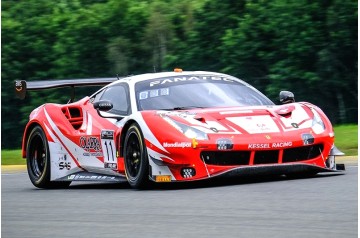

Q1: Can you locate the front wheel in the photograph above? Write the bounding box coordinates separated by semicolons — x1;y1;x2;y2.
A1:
124;123;149;189
26;125;71;188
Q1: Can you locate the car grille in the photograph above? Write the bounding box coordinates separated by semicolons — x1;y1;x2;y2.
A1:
201;144;324;166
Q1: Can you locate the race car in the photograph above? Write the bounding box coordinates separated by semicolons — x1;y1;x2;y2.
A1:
15;70;345;189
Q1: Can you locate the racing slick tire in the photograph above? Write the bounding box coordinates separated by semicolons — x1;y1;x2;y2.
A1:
124;123;150;189
26;125;71;189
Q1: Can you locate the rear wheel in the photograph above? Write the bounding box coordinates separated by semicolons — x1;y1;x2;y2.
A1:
26;125;71;188
124;123;149;189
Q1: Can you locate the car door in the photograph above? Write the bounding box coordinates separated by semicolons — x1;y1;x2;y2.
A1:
79;83;131;174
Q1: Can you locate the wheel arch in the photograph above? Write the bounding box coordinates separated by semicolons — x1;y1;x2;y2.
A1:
119;119;138;157
22;121;44;158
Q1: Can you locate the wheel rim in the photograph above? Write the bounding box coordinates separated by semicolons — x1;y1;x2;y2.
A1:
125;131;142;178
29;134;46;178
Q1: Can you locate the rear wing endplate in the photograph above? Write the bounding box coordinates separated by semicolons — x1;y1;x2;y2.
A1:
14;77;118;102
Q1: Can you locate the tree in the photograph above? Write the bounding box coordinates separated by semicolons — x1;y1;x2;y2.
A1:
220;0;357;123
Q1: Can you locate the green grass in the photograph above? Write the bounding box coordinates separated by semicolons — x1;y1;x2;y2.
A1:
1;149;25;165
1;125;358;165
334;124;358;156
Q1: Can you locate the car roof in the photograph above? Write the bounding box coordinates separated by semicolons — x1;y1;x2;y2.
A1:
108;71;246;86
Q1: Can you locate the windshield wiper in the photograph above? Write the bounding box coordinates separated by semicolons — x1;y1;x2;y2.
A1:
160;106;204;111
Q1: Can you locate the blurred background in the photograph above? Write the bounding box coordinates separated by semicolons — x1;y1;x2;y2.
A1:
1;0;358;149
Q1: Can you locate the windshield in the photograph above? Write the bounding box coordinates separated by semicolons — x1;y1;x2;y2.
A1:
135;74;274;111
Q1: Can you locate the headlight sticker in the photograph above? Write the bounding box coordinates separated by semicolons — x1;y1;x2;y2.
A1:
217;138;234;150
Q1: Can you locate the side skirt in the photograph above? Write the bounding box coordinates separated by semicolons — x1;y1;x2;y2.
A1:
55;171;127;182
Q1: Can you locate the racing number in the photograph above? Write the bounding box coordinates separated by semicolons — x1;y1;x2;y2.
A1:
101;130;117;169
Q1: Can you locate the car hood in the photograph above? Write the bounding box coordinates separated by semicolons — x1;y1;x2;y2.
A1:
158;103;320;136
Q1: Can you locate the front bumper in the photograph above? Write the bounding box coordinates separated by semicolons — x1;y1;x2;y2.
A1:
211;163;345;179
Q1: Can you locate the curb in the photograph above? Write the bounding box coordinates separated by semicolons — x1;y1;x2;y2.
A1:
336;156;358;165
2;165;27;173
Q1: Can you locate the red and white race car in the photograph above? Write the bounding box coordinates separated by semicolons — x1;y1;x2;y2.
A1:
15;70;345;189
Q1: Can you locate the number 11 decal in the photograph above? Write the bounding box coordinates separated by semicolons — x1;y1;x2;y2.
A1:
101;130;117;169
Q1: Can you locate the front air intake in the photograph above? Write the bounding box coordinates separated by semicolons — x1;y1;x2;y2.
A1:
282;144;324;163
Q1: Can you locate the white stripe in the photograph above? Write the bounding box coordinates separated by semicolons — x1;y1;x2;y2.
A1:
86;114;92;135
227;115;280;134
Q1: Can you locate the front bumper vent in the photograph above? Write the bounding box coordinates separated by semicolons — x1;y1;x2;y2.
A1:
282;144;324;163
200;144;324;166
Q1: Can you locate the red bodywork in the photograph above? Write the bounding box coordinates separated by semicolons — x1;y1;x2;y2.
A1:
18;71;343;185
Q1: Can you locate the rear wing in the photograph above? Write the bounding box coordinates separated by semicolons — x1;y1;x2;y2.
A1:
14;77;119;102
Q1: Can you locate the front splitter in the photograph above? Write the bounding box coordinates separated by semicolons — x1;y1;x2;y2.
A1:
214;163;345;178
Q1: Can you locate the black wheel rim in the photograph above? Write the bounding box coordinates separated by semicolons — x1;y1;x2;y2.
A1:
29;133;46;179
125;131;142;178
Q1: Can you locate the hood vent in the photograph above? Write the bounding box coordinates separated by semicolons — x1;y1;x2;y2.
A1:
194;116;206;123
275;105;295;118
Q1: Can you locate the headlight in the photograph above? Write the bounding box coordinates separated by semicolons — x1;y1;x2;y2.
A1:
163;116;209;140
311;108;325;134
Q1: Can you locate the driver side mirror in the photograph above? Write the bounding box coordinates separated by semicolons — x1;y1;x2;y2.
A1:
93;100;122;120
279;91;295;104
93;100;113;111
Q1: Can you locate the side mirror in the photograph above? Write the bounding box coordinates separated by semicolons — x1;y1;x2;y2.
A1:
93;100;123;121
279;91;295;104
93;100;113;112
93;100;123;120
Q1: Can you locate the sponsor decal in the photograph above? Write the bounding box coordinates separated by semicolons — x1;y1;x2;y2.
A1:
155;175;172;182
272;142;293;148
139;88;170;100
248;142;292;149
15;81;23;91
265;135;271;140
149;75;234;87
59;161;71;170
301;133;314;145
256;123;271;131
82;151;103;157
191;138;198;149
217;138;234;150
80;136;103;157
80;136;101;151
248;143;271;149
101;130;114;140
163;142;191;148
58;154;71;170
104;162;117;169
67;174;116;181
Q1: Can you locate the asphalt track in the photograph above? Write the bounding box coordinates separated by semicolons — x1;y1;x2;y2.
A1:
2;158;358;238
